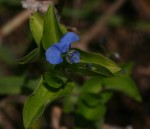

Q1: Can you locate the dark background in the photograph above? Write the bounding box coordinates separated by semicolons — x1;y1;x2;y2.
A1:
0;0;150;129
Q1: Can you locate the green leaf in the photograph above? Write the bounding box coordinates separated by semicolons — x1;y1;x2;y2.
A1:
63;86;81;113
0;76;25;94
76;101;106;121
81;76;141;102
75;77;113;128
23;77;74;129
30;13;44;46
78;50;121;73
43;72;67;88
80;78;113;105
121;62;134;75
81;92;112;106
25;78;40;91
81;77;103;94
101;75;142;102
83;74;141;101
81;93;103;107
18;48;40;64
68;63;114;77
59;24;68;35
42;4;63;49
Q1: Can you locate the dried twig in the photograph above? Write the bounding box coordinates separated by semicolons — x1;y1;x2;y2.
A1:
0;0;53;42
72;0;126;51
0;111;15;129
136;65;150;76
0;10;31;42
51;106;62;129
102;125;133;129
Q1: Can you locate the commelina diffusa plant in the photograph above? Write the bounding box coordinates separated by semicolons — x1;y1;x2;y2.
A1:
20;4;142;129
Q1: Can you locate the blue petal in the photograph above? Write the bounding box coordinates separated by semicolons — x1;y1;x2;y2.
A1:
45;45;63;64
55;32;79;53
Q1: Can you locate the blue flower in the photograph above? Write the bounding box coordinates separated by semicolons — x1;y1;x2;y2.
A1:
45;32;80;64
66;50;80;64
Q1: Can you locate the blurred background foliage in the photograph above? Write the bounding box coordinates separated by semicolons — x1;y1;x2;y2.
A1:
0;0;150;129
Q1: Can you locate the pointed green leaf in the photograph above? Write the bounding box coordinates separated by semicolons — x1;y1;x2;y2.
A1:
18;48;40;64
75;78;112;128
78;50;121;73
43;72;67;88
101;75;142;102
80;78;113;104
59;24;68;35
42;4;63;49
81;75;141;102
68;63;114;77
76;101;106;122
25;78;40;91
81;77;103;94
121;62;134;75
43;73;62;88
23;77;74;129
30;13;44;46
76;96;106;125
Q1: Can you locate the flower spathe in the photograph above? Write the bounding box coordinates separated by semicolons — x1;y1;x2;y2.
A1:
45;32;80;64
